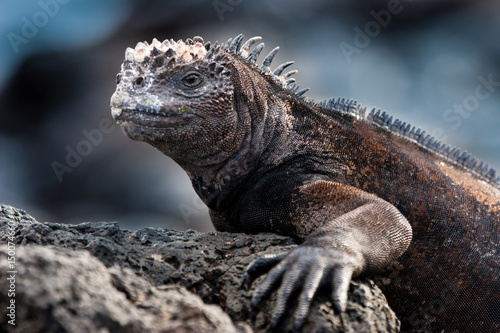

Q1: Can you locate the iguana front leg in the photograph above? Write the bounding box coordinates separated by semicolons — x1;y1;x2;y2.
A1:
241;180;413;329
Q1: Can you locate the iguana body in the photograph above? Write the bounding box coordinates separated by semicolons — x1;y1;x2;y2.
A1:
110;34;500;332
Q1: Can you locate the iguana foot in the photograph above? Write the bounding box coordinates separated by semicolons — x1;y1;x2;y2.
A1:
243;245;361;330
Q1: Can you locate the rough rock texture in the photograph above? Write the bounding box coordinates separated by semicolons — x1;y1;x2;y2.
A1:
0;204;400;332
0;246;246;333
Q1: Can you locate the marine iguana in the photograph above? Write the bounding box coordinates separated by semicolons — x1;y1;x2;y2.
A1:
110;34;500;332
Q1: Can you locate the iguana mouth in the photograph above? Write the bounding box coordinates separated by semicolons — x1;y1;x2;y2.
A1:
115;107;197;129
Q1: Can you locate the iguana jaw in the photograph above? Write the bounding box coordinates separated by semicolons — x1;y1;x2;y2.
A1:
111;90;199;131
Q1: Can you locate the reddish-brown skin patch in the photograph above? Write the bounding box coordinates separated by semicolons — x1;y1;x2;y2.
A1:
341;120;499;332
436;160;500;213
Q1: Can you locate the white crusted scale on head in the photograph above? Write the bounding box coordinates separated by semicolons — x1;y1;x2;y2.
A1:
126;37;207;63
120;34;308;97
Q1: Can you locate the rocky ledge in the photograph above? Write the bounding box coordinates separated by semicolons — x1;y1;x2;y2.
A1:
0;204;400;332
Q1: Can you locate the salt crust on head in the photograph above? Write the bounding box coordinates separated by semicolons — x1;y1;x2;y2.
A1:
124;38;207;63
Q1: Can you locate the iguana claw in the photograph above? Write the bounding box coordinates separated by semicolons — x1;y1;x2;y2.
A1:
244;245;359;330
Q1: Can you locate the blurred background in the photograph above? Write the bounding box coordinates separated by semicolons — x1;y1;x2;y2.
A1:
1;0;499;231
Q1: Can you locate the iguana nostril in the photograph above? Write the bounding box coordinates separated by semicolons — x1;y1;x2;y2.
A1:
134;77;144;86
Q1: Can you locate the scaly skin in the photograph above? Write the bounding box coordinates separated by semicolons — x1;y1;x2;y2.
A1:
111;34;500;332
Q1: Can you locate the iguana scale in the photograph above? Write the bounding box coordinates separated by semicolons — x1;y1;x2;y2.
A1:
110;34;500;332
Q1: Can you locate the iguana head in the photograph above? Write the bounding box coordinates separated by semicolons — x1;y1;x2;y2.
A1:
111;37;235;166
110;34;305;169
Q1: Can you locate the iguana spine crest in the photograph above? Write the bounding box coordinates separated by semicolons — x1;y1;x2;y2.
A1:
224;34;500;187
122;33;499;187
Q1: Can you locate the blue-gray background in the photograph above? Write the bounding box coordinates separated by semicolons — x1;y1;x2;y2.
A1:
1;0;499;231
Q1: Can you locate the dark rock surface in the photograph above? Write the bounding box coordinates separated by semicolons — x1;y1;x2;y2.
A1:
0;204;400;332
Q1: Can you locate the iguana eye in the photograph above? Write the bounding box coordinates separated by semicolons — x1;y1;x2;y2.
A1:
182;72;203;88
